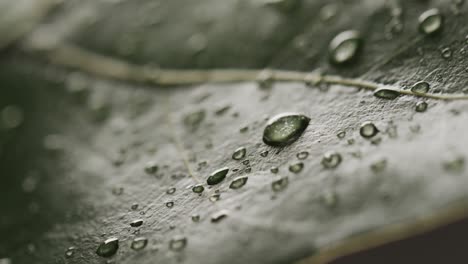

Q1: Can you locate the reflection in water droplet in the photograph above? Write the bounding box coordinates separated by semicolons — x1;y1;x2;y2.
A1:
272;177;288;192
321;152;342;169
131;237;148;251
229;176;248;189
296;151;309;160
263;113;310;147
192;184;205;193
373;87;400;99
289;162;304;173
65;247;76;258
166;187;176;194
329;30;362;64
270;167;279;174
371;159;387;172
211;210;229;223
411;81;430;94
232;147;246;160
1;105;24;129
96;237;119;257
169;236;187;251
418;8;443;35
415;101;428;112
360;122;379;138
443;156;465;173
166;201;174;208
130;219;143;227
207;167;229;185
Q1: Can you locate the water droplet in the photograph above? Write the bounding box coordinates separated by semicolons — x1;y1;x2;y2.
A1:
207;167;229;185
321;151;342;169
130;219;143;227
166;187;176;194
169;236;187;251
244;167;252;173
229;176;248;189
65;246;76;258
263;113;310;147
1;105;24;129
96;237;119;258
337;131;346;139
257;69;274;89
211;210;228;223
232;147;246;160
289;162;304;173
209;193;221;202
239;126;249;133
373;87;400;99
415;101;428;112
242;160;250;166
443;156;465;173
112;187;124;196
411;81;430;94
260;150;269;157
131;237;148;251
270;167;279;174
360;122;379;138
184;110;205;128
329;30;362;64
144;162;158;174
440;47;452;59
166;201;174;208
371;159;387;172
320;190;338;208
191;214;200;222
131;203;139;210
418;8;443;35
272;177;288;192
296;151;309;160
192;184;205;193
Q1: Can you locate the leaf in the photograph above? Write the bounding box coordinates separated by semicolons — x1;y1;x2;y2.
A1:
1;0;468;263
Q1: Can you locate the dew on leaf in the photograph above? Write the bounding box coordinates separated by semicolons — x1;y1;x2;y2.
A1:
232;147;246;160
411;81;430;94
296;151;309;160
415;101;428;112
289;162;304;173
418;8;443;35
169;236;187;251
360;121;379;138
260;150;269;157
263;113;310;147
166;187;176;194
192;184;205;193
373;87;400;99
65;247;76;258
166;201;174;208
229;176;248;189
329;30;362;64
96;237;119;258
272;177;288;192
131;237;148;251
130;219;143;227
321;151;342;169
211;210;229;223
207;167;229;185
270;167;279;174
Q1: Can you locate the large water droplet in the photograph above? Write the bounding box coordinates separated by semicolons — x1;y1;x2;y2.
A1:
130;219;143;227
373;87;400;99
411;81;430;94
418;8;443;35
131;237;148;251
232;147;246;160
211;210;228;223
96;237;119;258
263;113;310;147
192;184;205;193
415;101;428;112
329;30;362;64
360;122;379;138
169;236;187;251
321;151;342;169
229;176;248;189
207;167;229;185
289;162;304;173
272;177;288;192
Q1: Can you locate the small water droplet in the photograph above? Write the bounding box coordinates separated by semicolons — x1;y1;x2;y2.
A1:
289;162;304;173
130;219;143;227
321;151;342;169
440;47;452;59
229;176;248;189
360;122;379;138
184;110;205;128
242;160;250;166
144;162;158;175
373;87;400;99
207;167;229;185
192;184;205;193
112;187;124;196
415;101;428;112
272;177;288;192
209;193;221;202
166;187;176;194
166;201;174;208
411;81;430;94
191;214;200;222
329;30;362;64
65;246;76;258
443;156;465;173
232;147;246;160
169;236;187;251
260;150;269;157
270;167;279;173
239;126;249;133
131;203;139;210
263;113;310;147
131;237;148;251
337;131;346;139
211;210;229;223
96;237;119;258
371;159;387;172
320;190;338;208
418;8;443;35
1;105;24;129
296;151;309;160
